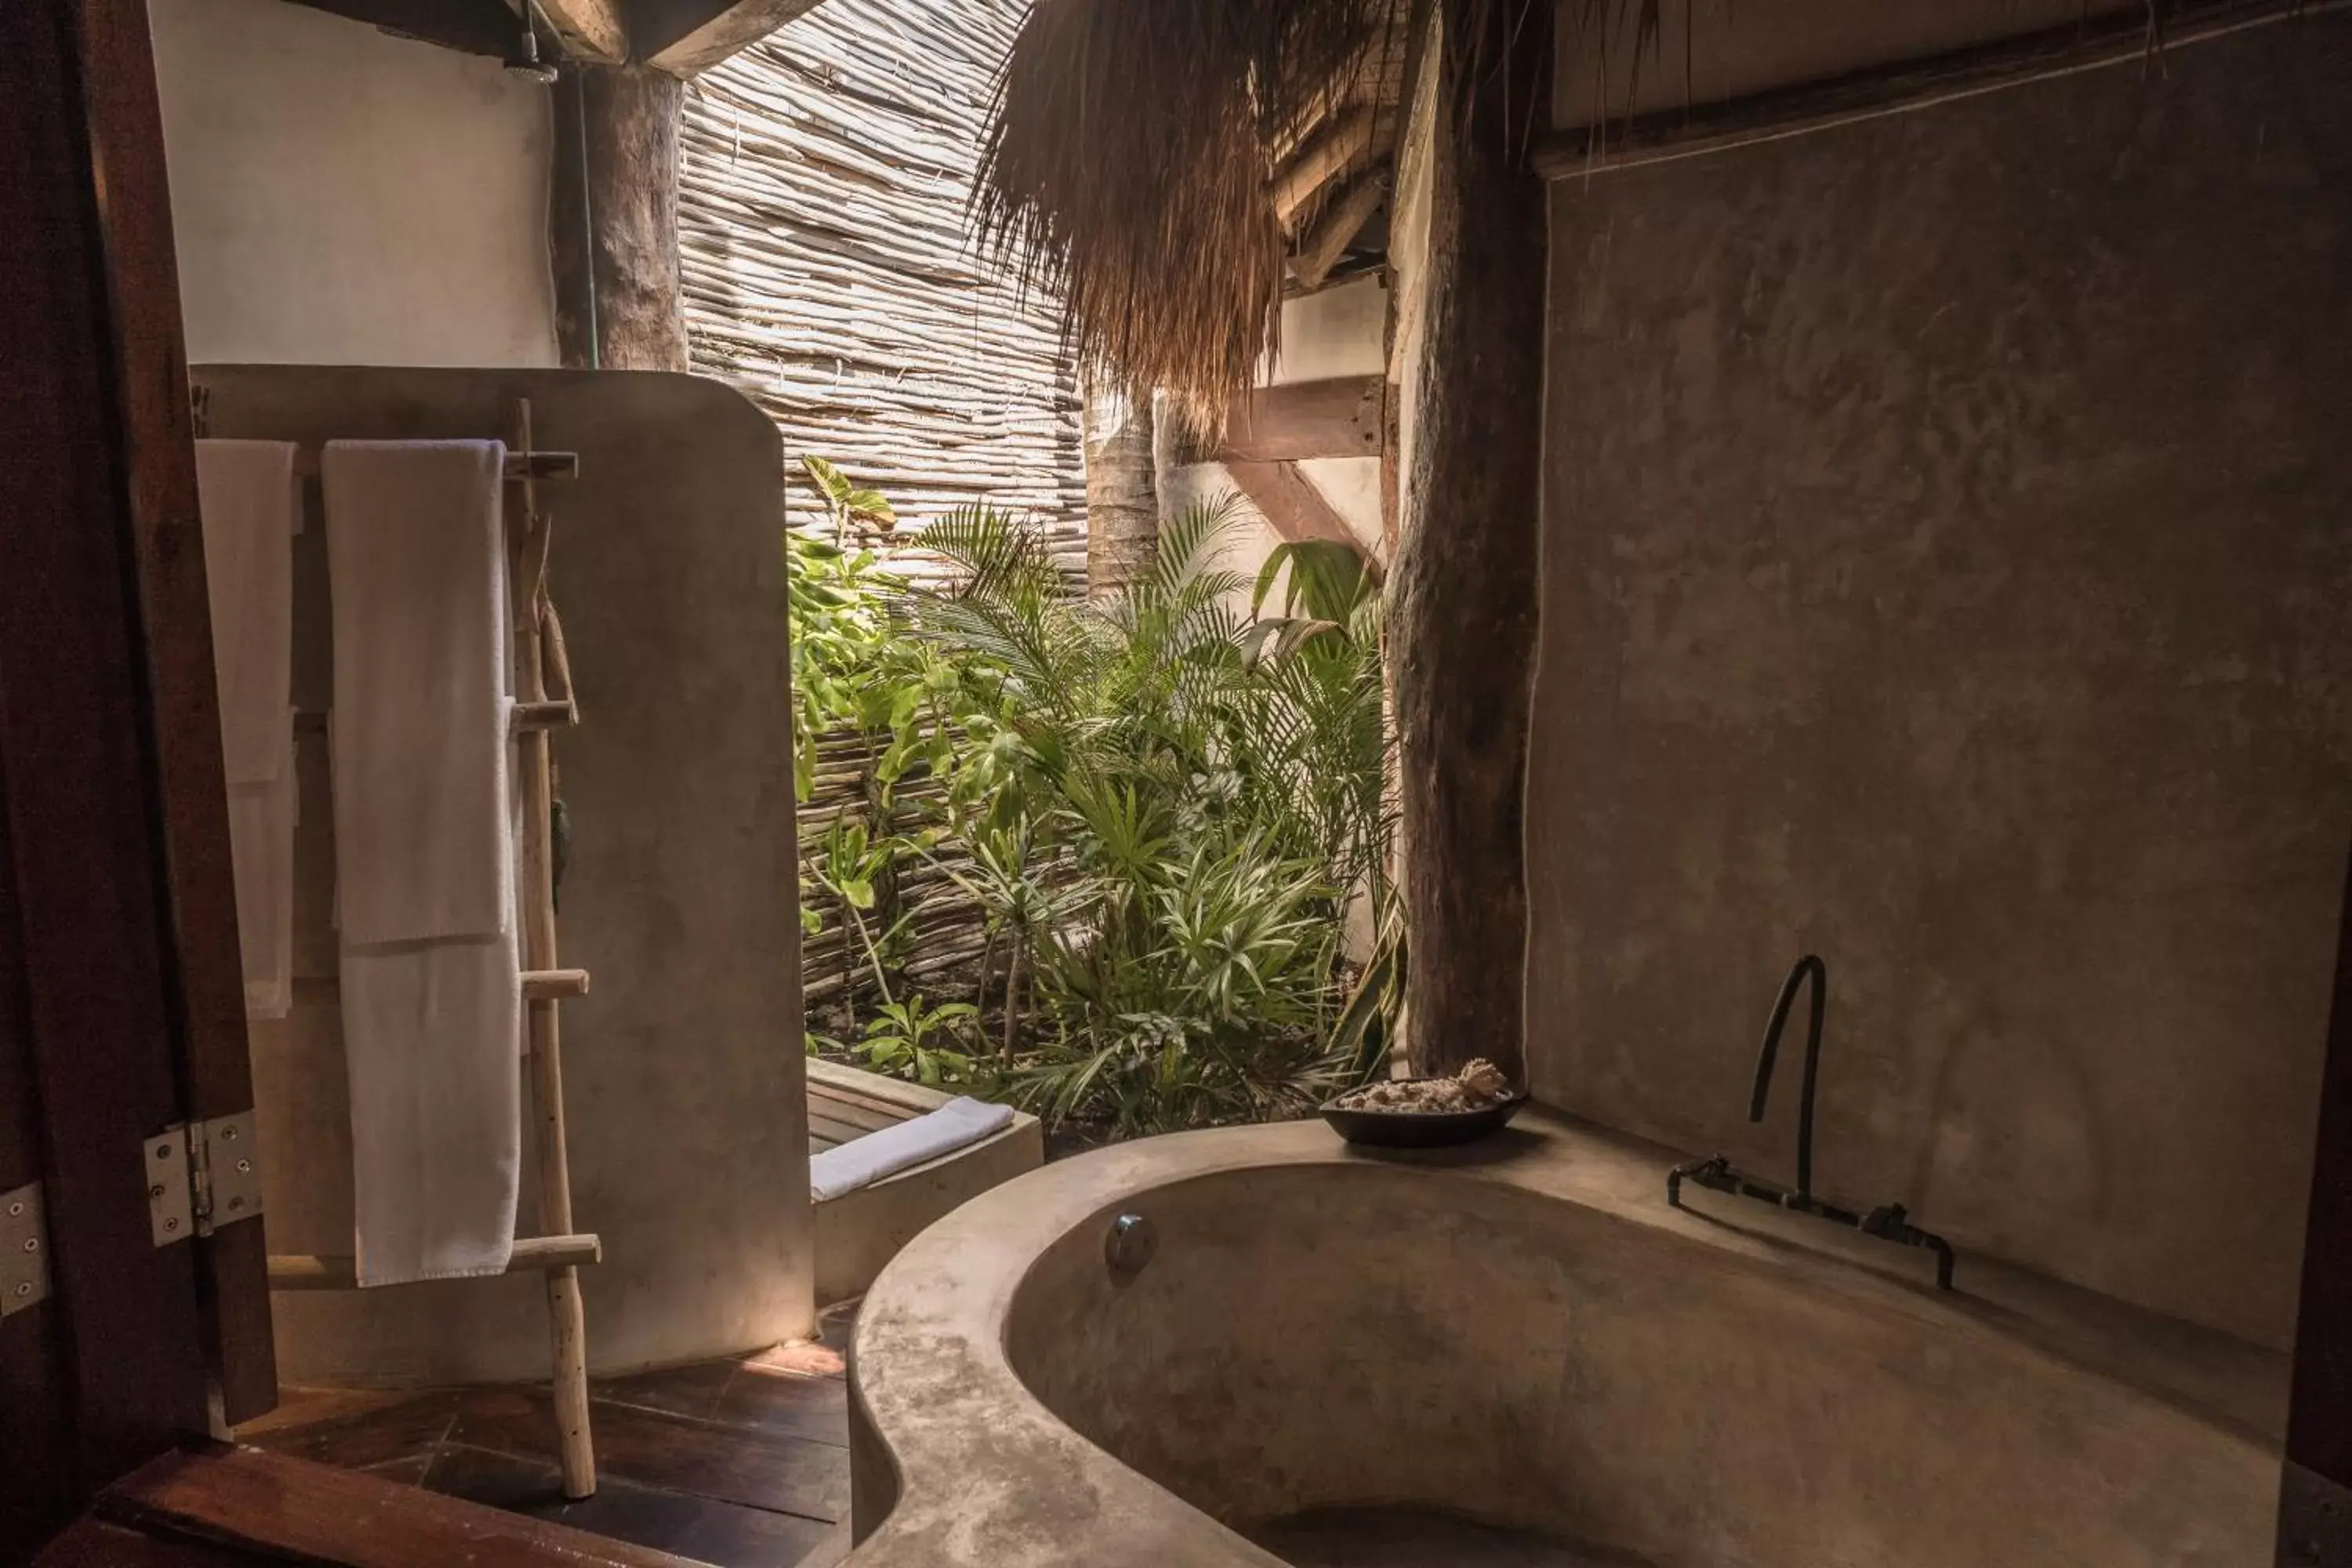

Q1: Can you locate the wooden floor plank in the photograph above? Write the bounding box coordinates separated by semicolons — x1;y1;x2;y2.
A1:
710;1363;851;1445
591;1359;740;1425
93;1445;702;1567
35;1518;266;1567
448;1389;850;1523
422;1444;838;1566
234;1387;430;1441
243;1391;461;1471
747;1341;847;1380
358;1454;438;1488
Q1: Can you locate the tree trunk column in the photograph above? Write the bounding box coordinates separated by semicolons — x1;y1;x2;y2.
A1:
551;65;689;372
1392;0;1552;1083
1080;374;1159;597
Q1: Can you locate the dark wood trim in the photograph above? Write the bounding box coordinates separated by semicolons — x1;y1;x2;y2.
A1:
2288;848;2352;1491
277;0;520;60
0;0;219;1504
0;0;216;1502
1216;375;1386;465
0;748;78;1568
85;1445;703;1567
1377;379;1401;564
1535;0;2325;179
68;0;278;1428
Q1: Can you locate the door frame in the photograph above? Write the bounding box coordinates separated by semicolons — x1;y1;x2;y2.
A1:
0;0;276;1553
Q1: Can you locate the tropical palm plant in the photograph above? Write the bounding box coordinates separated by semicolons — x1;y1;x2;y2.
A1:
899;495;1399;1134
785;459;1399;1136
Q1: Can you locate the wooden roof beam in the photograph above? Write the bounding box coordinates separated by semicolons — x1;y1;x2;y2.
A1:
637;0;827;74
1272;104;1379;227
1290;165;1388;291
528;0;627;64
1218;375;1385;463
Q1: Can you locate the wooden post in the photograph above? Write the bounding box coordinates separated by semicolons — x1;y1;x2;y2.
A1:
1392;0;1553;1082
510;401;597;1499
550;66;689;372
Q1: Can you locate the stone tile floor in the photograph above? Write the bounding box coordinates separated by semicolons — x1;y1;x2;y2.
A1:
235;1300;860;1566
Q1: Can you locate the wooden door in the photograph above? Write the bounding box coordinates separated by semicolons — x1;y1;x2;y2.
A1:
2282;848;2352;1565
0;0;278;1555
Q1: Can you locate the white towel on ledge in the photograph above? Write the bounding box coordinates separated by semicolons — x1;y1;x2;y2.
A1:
195;439;300;1021
323;439;519;1287
810;1097;1016;1202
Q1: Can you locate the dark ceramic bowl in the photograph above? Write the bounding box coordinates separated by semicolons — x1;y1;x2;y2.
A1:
1319;1090;1530;1149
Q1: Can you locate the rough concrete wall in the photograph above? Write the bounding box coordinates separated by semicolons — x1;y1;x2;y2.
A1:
1552;0;2143;130
1528;18;2352;1348
149;0;559;367
198;366;812;1381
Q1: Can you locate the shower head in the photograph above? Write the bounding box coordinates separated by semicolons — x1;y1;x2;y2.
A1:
504;0;561;83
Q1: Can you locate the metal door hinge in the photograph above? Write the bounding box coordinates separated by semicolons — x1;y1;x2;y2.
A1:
147;1110;264;1248
1;1182;50;1318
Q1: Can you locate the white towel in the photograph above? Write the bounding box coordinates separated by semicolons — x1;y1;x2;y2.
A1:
322;441;514;944
809;1098;1016;1202
195;440;299;1021
341;937;521;1284
323;440;520;1287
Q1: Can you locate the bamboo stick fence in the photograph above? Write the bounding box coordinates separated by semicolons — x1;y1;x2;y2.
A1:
797;724;991;1026
678;0;1087;586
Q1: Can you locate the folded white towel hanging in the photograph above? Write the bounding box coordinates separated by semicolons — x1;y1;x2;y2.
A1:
323;439;521;1287
322;440;514;946
809;1097;1017;1202
195;439;299;1020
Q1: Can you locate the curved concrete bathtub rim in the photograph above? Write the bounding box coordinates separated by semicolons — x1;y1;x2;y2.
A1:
843;1111;2281;1567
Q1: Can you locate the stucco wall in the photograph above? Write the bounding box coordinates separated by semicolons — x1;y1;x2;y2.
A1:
1527;17;2351;1348
198;366;812;1381
150;0;558;367
1552;0;2144;130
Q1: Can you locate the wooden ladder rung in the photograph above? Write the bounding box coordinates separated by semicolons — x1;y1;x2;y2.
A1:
521;968;590;1000
267;1233;602;1291
511;700;577;733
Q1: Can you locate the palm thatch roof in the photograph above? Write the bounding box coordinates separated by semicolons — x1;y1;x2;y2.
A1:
974;0;1422;434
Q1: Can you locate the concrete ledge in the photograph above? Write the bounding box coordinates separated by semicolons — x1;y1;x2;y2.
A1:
808;1060;1042;1307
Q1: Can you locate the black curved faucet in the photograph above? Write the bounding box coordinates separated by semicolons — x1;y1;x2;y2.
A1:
1751;953;1827;1203
1668;954;1956;1290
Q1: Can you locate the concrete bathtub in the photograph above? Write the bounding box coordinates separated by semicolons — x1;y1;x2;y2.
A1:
844;1112;2282;1566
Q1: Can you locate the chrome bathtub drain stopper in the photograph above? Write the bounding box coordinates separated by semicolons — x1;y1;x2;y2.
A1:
1104;1212;1157;1279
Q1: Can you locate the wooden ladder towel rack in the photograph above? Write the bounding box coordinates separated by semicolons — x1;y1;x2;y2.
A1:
262;401;600;1499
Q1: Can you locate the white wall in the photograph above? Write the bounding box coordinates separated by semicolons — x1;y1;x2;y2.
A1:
150;0;559;368
1168;274;1392;602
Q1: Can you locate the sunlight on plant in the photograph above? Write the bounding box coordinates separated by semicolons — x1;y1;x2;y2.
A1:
787;458;1402;1141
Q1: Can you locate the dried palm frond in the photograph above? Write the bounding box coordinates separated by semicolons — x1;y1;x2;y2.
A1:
975;0;1410;436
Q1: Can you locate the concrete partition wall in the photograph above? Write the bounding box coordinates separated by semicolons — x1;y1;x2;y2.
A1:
198;365;812;1381
1526;19;2352;1349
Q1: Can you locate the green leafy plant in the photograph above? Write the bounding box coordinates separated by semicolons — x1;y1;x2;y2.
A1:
785;465;1401;1132
855;996;980;1087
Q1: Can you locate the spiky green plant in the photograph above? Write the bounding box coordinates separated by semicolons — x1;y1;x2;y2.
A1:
902;495;1400;1134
